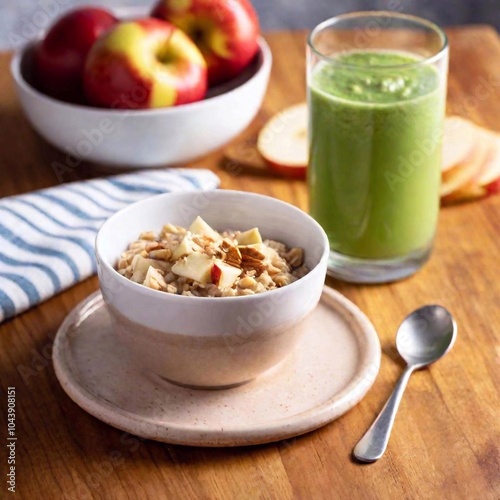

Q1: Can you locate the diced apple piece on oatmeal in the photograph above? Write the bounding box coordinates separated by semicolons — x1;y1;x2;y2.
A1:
143;266;167;290
211;260;242;288
236;227;262;245
171;233;203;260
171;252;214;284
189;216;221;241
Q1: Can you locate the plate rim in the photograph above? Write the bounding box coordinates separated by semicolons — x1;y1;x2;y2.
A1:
53;286;381;447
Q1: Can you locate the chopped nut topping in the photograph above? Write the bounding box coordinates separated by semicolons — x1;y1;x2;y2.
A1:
239;246;265;261
221;240;242;268
285;247;304;268
238;276;257;289
139;231;156;241
149;248;172;260
116;216;308;296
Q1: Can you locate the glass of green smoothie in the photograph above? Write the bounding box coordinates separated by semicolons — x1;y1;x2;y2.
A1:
307;12;448;283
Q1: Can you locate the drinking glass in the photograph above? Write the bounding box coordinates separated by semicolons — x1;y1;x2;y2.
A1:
307;12;448;283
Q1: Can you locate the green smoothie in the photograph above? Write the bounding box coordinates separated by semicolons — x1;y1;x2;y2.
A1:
308;51;445;259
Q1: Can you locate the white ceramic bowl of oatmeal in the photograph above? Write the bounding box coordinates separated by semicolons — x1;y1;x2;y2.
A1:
95;190;329;388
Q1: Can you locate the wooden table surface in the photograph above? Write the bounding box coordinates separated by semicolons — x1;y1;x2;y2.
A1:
0;28;499;500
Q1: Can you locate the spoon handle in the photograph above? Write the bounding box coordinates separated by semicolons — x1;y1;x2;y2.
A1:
353;365;415;462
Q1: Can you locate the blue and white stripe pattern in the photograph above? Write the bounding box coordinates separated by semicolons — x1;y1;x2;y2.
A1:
0;168;220;323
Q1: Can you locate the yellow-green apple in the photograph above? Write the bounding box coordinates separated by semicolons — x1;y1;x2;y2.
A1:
84;18;207;109
35;7;117;103
152;0;260;86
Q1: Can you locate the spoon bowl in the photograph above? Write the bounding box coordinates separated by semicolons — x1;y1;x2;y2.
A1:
353;304;457;462
396;305;457;367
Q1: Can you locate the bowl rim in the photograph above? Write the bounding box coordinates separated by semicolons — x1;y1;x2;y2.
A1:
10;36;272;116
95;189;330;304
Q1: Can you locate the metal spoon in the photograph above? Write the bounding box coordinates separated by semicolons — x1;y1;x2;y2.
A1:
353;305;457;463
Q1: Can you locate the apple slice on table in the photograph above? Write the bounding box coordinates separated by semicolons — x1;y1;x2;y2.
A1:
477;137;500;193
440;130;491;198
257;103;308;179
440;182;487;205
441;121;500;203
441;116;480;173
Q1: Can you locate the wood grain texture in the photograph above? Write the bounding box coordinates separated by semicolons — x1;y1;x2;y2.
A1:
0;27;499;500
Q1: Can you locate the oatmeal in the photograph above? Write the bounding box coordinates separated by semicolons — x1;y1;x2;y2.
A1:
117;216;308;297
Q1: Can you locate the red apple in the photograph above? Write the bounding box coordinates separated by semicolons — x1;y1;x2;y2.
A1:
83;19;208;109
257;103;308;179
35;7;117;103
152;0;260;86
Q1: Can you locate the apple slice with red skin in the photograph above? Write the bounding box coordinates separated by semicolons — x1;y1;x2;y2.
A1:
152;0;259;86
211;260;242;288
485;177;500;195
257;103;308;179
35;7;117;103
210;263;222;285
441;124;500;203
477;137;500;192
84;18;207;109
440;130;491;197
441;117;480;173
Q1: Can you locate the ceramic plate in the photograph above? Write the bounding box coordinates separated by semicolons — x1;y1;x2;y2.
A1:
53;286;380;447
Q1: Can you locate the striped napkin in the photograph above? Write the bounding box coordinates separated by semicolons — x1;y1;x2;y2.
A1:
0;168;220;323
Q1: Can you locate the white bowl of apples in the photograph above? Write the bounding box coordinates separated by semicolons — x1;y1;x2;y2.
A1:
10;2;271;168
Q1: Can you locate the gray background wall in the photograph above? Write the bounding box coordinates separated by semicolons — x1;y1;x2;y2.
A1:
1;0;499;51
